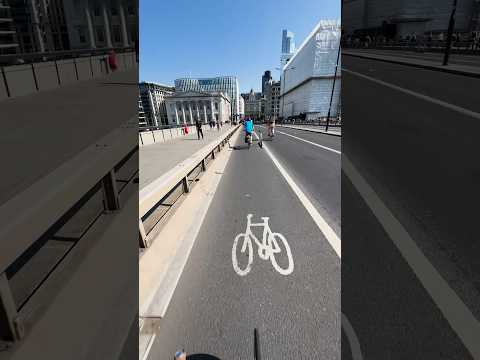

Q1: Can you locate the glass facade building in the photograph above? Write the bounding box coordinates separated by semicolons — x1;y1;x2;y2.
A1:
174;76;240;119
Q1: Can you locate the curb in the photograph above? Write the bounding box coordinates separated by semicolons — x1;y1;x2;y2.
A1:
279;125;342;137
343;52;480;79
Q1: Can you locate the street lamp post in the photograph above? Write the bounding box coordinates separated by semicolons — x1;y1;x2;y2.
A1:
326;42;341;132
443;0;458;66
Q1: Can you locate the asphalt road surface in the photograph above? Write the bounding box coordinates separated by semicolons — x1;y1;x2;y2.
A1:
149;127;341;359
342;55;480;359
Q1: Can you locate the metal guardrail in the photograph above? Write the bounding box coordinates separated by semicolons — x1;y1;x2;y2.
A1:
0;117;138;344
138;125;240;248
0;46;136;66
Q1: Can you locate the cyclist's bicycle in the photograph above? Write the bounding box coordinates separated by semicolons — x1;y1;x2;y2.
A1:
232;214;294;276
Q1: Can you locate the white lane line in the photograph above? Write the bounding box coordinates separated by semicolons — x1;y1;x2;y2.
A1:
342;313;363;360
342;155;480;358
343;68;480;120
141;333;156;360
258;125;341;154
254;132;341;258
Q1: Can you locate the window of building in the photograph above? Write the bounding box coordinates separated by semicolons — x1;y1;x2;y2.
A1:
111;1;118;15
127;1;135;15
77;26;86;43
215;102;218;110
93;3;101;16
113;25;121;42
96;26;105;42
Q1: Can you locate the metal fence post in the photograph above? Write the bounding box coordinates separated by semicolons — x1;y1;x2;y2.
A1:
1;66;11;97
102;170;121;212
31;63;39;91
0;273;23;342
183;177;190;193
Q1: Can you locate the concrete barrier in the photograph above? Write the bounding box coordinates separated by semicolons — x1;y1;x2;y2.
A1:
4;64;37;97
57;59;77;84
139;126;200;147
33;61;59;91
75;57;93;80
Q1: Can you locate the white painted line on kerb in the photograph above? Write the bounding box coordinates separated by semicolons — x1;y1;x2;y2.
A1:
342;154;480;358
254;132;341;258
343;68;480;121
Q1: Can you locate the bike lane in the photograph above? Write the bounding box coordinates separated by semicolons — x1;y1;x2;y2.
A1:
149;130;341;359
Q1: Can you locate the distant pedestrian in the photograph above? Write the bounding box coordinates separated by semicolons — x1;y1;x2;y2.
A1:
195;119;204;139
216;120;221;131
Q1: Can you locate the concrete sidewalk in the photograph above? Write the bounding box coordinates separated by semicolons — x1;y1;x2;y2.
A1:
279;124;342;136
139;124;236;189
344;49;480;78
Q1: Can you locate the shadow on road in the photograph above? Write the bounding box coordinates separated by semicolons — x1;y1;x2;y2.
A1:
186;354;221;360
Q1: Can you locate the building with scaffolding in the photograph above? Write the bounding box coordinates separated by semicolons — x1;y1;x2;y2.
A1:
280;19;341;121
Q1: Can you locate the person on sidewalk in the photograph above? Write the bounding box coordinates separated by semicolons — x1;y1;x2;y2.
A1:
216;119;221;131
195;118;204;140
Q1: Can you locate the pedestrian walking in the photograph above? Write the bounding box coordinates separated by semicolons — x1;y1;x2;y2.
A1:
195;119;204;140
216;119;221;131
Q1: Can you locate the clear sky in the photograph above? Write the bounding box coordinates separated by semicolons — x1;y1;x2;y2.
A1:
140;0;340;93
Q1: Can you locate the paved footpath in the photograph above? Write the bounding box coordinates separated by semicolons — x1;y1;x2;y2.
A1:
139;124;236;190
279;124;341;136
344;49;480;77
0;68;138;207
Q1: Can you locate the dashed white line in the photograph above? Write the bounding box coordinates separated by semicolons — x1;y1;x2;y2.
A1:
342;154;480;359
254;132;341;258
343;68;480;120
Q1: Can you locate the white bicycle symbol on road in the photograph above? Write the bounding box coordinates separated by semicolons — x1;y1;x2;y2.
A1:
232;214;294;276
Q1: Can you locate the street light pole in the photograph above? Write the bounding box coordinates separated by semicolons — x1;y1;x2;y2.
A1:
443;0;457;66
326;42;341;132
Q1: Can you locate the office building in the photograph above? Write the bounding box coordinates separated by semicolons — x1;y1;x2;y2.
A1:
8;0;137;54
261;70;272;94
280;19;341;120
343;0;479;38
175;76;240;120
165;91;231;125
280;29;295;67
139;82;175;127
264;79;281;120
239;96;245;117
243;89;264;120
0;0;19;55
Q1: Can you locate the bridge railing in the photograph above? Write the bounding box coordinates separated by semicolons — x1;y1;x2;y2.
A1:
0;117;138;344
0;47;137;101
139;125;240;248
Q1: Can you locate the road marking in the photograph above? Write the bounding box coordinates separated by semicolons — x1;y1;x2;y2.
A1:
342;155;480;358
343;68;480;120
342;313;363;360
141;333;156;360
254;132;341;258
232;214;294;276
266;127;341;154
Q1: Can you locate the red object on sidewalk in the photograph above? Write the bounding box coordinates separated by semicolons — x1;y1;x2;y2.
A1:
183;125;189;134
108;51;118;71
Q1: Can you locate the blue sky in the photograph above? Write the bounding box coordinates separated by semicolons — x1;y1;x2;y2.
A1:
140;0;340;93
